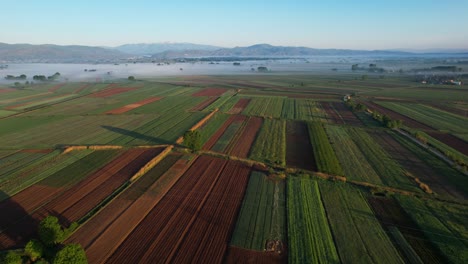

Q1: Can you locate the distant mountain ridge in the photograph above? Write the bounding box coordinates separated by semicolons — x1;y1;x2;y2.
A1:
1;42;465;63
0;43;126;63
113;42;221;55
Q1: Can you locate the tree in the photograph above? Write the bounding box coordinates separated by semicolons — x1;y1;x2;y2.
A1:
351;64;359;71
183;130;202;151
39;216;64;246
128;76;135;81
25;239;44;261
53;244;87;264
1;251;22;264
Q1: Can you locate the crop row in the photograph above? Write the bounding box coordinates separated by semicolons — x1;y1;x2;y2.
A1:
396;196;468;263
249;119;286;166
230;171;285;251
326;125;382;184
307;122;343;175
319;181;403;264
346;128;418;191
242;97;284;118
287;177;339;263
378;102;468;134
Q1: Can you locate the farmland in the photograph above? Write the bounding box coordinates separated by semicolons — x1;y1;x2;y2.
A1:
0;73;466;263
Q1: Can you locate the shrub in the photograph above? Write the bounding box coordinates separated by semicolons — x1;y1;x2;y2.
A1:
53;244;87;264
39;216;64;246
25;239;45;261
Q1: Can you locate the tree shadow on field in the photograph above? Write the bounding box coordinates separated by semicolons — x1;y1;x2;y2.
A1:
0;190;39;250
102;125;173;145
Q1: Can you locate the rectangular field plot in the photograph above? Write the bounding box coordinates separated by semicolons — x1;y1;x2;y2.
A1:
0;147;163;250
319;181;404;264
249;119;286;166
377;102;468;134
287;177;339;263
230;171;286;251
99;155;251;263
285;121;316;171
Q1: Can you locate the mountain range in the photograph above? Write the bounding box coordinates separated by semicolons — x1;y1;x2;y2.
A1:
0;42;466;63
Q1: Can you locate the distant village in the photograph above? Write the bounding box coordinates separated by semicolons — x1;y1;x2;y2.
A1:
417;75;463;85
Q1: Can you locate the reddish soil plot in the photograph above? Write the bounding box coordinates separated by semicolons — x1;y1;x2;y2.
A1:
368;197;447;263
225;246;285;264
89;87;137;98
320;102;344;124
105;97;163;114
68;154;191;263
191;96;219;111
0;88;14;93
332;102;363;126
48;84;65;92
204;115;247;150
229;117;263;158
228;98;251;114
370;130;466;199
0;148;163;249
425;131;468;156
362;101;433;130
106;156;251;264
73;84;91;94
286;121;317;171
192;88;227;97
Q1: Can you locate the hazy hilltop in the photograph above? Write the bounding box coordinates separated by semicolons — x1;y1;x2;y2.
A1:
0;42;457;63
113;42;221;55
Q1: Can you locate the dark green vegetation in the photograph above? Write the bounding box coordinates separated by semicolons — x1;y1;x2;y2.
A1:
0;72;466;263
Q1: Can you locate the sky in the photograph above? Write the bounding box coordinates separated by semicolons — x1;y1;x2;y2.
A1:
1;0;467;50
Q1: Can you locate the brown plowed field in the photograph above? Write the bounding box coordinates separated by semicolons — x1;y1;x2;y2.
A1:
192;88;227;97
368;197;448;264
0;88;14;93
229;117;263;158
191;96;219;111
68;154;190;263
286;121;317;171
105;97;162;114
203;115;246;150
225;246;285;264
370;130;466;199
106;156;251;263
228;98;251;114
0;148;163;249
425;132;468;156
320;102;344;124
89;87;137;98
363;101;433;130
332;102;363;126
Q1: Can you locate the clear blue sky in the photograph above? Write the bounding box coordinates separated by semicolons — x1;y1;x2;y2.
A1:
1;0;467;50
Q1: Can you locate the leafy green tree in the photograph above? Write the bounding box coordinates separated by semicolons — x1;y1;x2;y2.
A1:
128;76;135;81
39;216;64;246
184;130;202;151
53;244;87;264
1;251;22;264
25;239;45;261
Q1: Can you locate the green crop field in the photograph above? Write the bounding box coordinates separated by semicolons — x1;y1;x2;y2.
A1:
396;195;468;263
307;122;343;175
378;102;468;133
319;181;404;264
230;171;285;250
287;177;340;263
249;118;286;166
326;125;383;184
0;72;466;263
